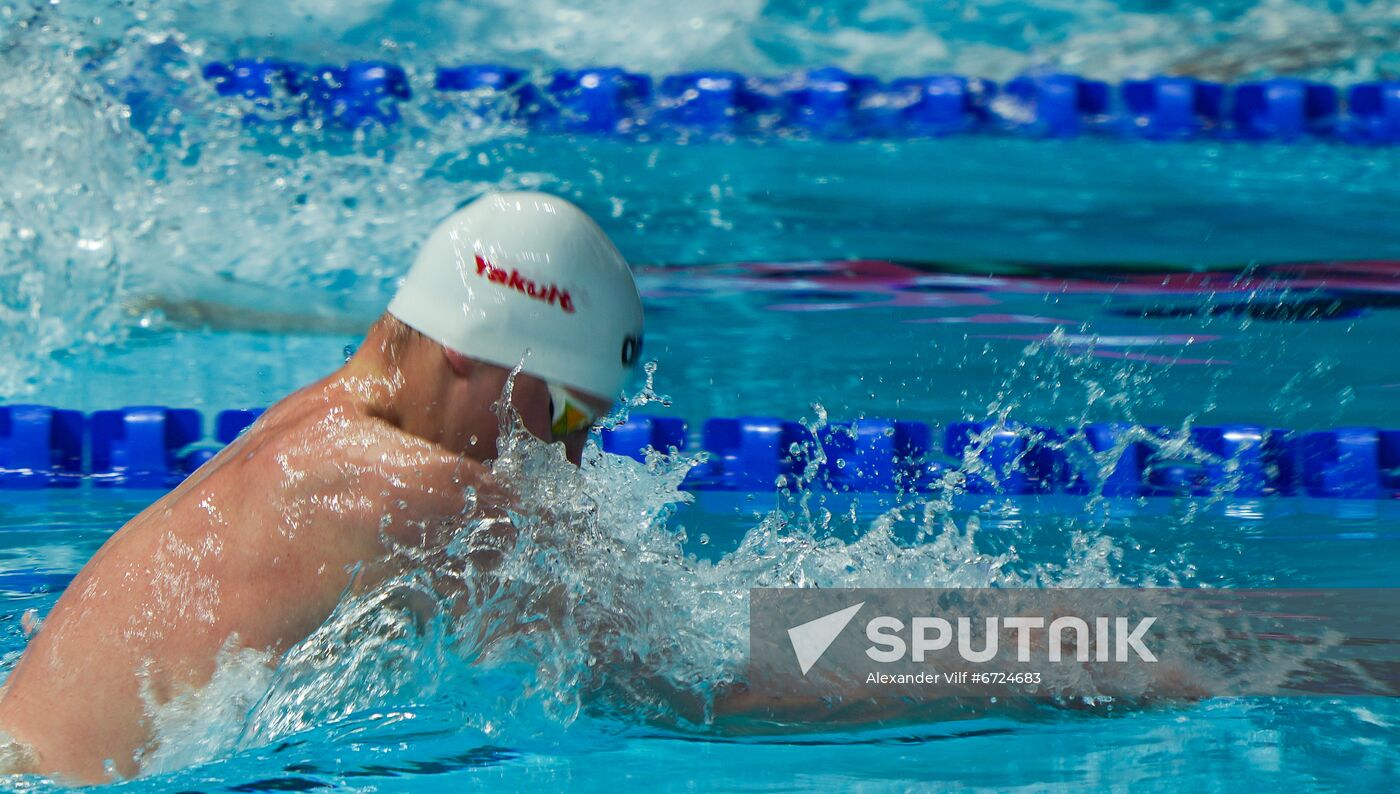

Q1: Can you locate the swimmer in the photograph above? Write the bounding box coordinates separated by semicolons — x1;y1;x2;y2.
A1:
0;191;644;784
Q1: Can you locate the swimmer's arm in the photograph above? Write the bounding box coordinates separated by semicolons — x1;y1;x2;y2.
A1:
593;666;993;735
611;654;1199;734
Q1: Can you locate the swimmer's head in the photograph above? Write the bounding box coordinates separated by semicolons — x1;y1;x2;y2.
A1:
383;191;643;461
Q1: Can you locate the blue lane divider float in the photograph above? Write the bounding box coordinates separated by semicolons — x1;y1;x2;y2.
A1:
656;71;743;131
1185;424;1271;497
820;419;937;492
189;58;1400;144
1233;78;1338;140
599;415;686;462
435;64;525;93
216;409;264;443
1120;76;1223;139
1295;427;1400;499
1074;422;1151;497
90;407;205;489
202;59;295;100
294;62;412;128
3;405;1400;498
686;417;810;490
1347;82;1400;143
0;406;262;491
0;405;83;489
945;420;1067;494
1003;73;1110;138
204;59;412;128
542;68;653;134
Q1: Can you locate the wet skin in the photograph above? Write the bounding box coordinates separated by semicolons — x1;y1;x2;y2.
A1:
0;316;606;784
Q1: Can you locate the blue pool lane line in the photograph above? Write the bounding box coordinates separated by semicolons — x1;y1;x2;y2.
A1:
0;406;262;491
188;59;1400;143
3;405;1400;499
632;417;1400;499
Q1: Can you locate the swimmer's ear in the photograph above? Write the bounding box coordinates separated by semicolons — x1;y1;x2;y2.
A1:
442;346;474;378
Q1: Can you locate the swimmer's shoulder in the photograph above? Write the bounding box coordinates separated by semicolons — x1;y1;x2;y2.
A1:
304;392;501;528
358;417;503;537
214;383;499;534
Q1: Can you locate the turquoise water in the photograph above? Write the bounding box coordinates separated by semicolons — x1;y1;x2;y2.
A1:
30;261;1400;428
3;0;1400;790
5;264;1400;791
3;478;1399;791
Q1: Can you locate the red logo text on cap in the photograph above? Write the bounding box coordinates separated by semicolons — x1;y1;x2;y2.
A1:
475;254;576;314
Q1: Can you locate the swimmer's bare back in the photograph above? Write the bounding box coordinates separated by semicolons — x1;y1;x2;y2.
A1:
0;372;496;784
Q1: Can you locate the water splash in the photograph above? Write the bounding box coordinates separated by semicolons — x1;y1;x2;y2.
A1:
0;2;139;394
5;0;1400;403
128;388;1168;773
45;0;1400;81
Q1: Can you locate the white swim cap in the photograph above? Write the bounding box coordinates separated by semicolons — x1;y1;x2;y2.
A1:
388;191;644;400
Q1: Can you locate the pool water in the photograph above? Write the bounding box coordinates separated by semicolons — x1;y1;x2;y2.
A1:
3;479;1399;791
30;260;1400;425
4;0;1400;790
5;261;1400;791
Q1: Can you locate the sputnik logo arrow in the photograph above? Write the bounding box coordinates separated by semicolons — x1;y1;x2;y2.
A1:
787;602;865;675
